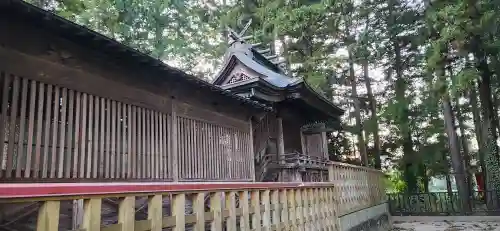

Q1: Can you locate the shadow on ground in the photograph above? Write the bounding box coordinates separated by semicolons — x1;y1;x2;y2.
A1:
391;221;500;231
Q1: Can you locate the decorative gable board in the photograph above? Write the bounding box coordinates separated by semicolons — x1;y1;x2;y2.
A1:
221;62;259;85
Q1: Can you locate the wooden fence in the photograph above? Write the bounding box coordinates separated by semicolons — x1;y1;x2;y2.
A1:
0;162;387;231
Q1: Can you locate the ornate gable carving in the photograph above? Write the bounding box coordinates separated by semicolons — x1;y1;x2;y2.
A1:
227;70;253;84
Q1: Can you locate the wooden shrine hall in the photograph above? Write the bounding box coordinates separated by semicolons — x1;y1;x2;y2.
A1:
0;1;390;231
0;2;341;184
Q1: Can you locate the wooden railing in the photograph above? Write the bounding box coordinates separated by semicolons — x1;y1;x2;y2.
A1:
0;162;387;231
328;162;387;216
0;182;342;231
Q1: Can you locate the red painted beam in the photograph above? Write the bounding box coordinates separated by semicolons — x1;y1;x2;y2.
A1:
0;182;334;199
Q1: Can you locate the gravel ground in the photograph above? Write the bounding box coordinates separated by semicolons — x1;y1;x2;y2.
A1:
392;221;500;231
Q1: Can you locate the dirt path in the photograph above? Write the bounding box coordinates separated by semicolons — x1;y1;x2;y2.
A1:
392;221;500;231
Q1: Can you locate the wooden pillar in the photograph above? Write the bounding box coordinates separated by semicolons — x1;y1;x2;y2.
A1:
320;123;329;159
277;117;285;161
170;99;179;181
300;126;307;156
277;117;288;182
249;119;256;182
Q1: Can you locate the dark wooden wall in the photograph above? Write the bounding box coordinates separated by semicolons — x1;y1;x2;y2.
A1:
0;19;255;182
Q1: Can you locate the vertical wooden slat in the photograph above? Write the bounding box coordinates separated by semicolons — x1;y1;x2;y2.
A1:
6;76;20;178
127;104;135;178
64;90;74;178
261;190;270;229
178;118;183;180
99;98;105;178
164;114;168;178
85;94;93;179
141;108;146;178
202;123;208;179
288;190;296;229
149;109;153;179
122;104;127;178
147;110;153;178
24;80;37;178
171;102;178;181
155;111;159;179
137;107;142;179
271;190;280;230
119;196;135;231
37;201;61;231
111;100;116;178
295;188;303;228
79;93;87;178
208;124;213;180
193;192;205;231
172;193;186;231
0;73;10;178
57;88;67;178
280;190;289;229
92;97;99;178
15;78;28;178
49;87;61;178
82;198;101;231
303;189;310;230
116;102;122;179
41;84;53;179
210;192;223;231
131;106;136;178
186;119;191;179
251;190;261;231
159;113;164;179
72;92;80;178
240;191;250;231
193;121;198;179
105;99;111;179
148;195;162;231
226;191;237;231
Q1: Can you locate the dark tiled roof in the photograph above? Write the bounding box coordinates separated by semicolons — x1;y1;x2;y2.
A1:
0;0;271;111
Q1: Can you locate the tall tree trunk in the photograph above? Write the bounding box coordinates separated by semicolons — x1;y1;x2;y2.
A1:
449;66;473;199
442;94;471;213
470;87;486;182
475;48;500;196
363;60;382;169
389;0;416;192
348;49;368;166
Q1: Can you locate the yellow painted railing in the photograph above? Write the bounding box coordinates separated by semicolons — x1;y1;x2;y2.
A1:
0;162;386;231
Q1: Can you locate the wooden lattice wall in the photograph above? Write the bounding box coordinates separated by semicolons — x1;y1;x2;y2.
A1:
0;71;254;182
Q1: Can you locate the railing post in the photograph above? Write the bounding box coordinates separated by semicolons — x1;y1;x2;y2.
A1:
271;190;280;230
261;190;271;229
240;191;251;231
148;195;162;231
280;189;289;229
37;201;60;231
83;198;102;231
328;163;334;182
193;192;205;231
210;192;223;231
251;190;262;231
288;189;296;229
120;196;136;231
226;191;237;230
172;193;186;231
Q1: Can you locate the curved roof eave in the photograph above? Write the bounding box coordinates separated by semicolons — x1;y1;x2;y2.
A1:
2;0;272;112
